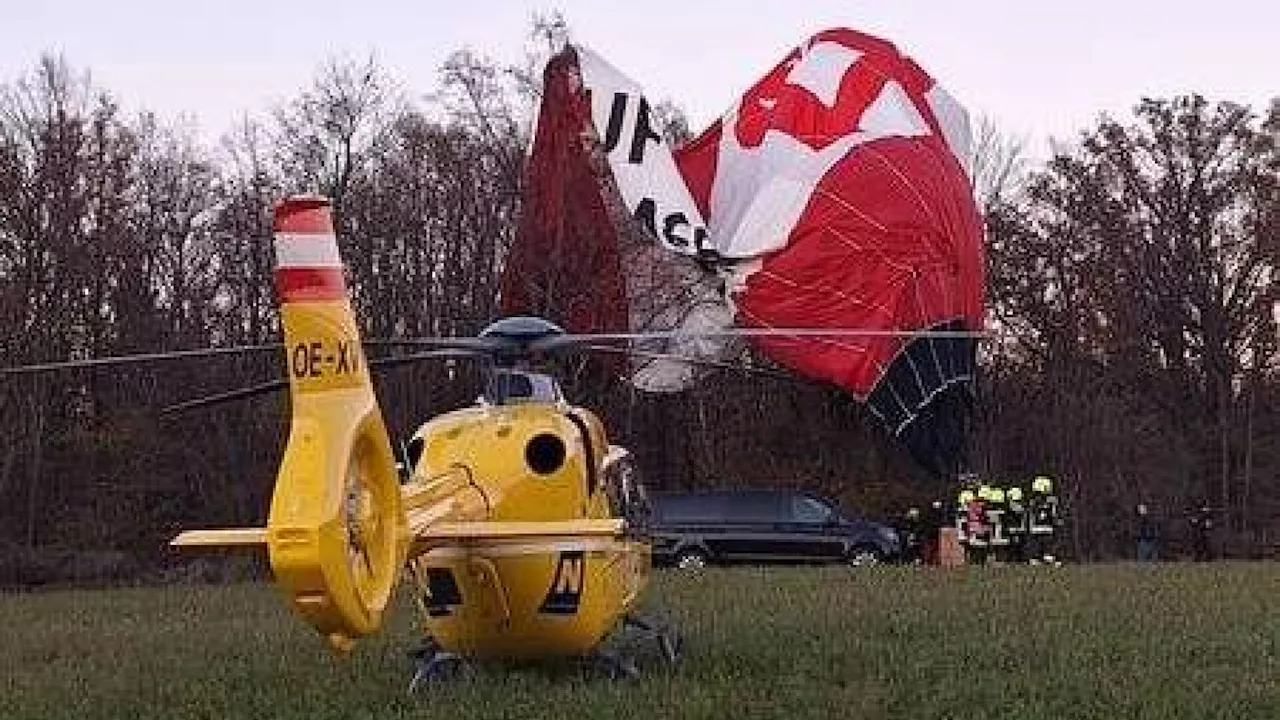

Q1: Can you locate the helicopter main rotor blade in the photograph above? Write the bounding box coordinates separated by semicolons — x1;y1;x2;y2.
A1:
1;344;285;376
535;326;990;351
0;339;497;378
160;378;289;415
159;348;486;415
527;327;991;355
363;336;508;352
365;348;489;371
582;344;795;382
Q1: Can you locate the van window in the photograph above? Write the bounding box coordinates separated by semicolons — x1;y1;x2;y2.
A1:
655;495;723;523
791;496;833;524
725;493;782;523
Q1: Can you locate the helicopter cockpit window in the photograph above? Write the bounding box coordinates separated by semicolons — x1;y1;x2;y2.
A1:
485;370;562;405
502;372;534;399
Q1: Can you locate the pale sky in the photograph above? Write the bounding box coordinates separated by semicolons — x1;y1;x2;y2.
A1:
3;1;1276;153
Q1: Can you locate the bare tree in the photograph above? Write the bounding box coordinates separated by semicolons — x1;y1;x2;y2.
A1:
970;114;1030;209
272;55;397;206
985;95;1279;555
210;115;280;345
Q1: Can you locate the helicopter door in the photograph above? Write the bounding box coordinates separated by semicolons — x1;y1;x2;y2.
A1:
602;451;651;532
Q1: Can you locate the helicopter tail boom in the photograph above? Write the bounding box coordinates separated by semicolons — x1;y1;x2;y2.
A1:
264;195;409;652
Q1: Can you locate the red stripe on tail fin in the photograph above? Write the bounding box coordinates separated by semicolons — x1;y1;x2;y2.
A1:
275;268;347;303
273;195;335;235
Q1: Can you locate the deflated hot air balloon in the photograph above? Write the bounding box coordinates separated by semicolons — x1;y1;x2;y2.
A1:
503;28;986;478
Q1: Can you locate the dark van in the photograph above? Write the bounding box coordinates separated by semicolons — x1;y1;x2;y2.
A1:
650;489;901;569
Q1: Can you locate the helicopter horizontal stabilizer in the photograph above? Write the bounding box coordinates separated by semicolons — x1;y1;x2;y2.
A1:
170;527;268;547
417;519;625;541
169;518;625;549
409;519;627;554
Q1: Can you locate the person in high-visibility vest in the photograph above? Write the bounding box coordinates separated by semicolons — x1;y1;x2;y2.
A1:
956;488;976;551
985;485;1009;561
1004;485;1028;563
1026;475;1062;565
967;485;992;564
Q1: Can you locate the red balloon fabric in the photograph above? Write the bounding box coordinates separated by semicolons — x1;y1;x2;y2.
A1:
507;29;986;476
673;30;985;471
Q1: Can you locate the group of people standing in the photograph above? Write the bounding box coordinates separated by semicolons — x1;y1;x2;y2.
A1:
897;477;1222;564
954;475;1063;564
898;474;1064;565
1134;501;1217;562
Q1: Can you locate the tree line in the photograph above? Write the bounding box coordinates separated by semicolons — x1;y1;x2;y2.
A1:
0;41;1275;583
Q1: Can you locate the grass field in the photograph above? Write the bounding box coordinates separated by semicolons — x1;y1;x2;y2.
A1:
4;564;1280;720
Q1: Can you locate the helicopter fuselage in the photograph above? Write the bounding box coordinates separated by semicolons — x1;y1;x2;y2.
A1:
171;198;657;665
401;399;650;659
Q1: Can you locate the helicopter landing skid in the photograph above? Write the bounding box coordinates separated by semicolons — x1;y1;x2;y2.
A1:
586;648;641;680
622;613;683;666
407;639;470;692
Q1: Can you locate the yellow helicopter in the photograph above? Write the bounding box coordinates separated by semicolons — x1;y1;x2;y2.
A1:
154;194;676;684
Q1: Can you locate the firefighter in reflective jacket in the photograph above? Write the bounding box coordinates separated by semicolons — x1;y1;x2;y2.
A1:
985;485;1009;561
956;488;976;547
1004;485;1028;563
966;485;992;564
1026;475;1062;564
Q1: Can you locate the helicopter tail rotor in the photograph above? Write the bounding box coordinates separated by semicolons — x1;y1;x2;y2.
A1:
266;195;409;652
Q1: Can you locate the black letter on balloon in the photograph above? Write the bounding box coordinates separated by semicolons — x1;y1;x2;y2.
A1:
633;198;658;239
662;212;691;249
629;97;661;164
603;93;628;153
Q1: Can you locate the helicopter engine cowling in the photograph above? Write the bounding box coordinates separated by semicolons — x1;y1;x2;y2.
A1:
266;196;409;652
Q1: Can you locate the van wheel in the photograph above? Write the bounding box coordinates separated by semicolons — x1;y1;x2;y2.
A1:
675;550;708;571
847;547;883;567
